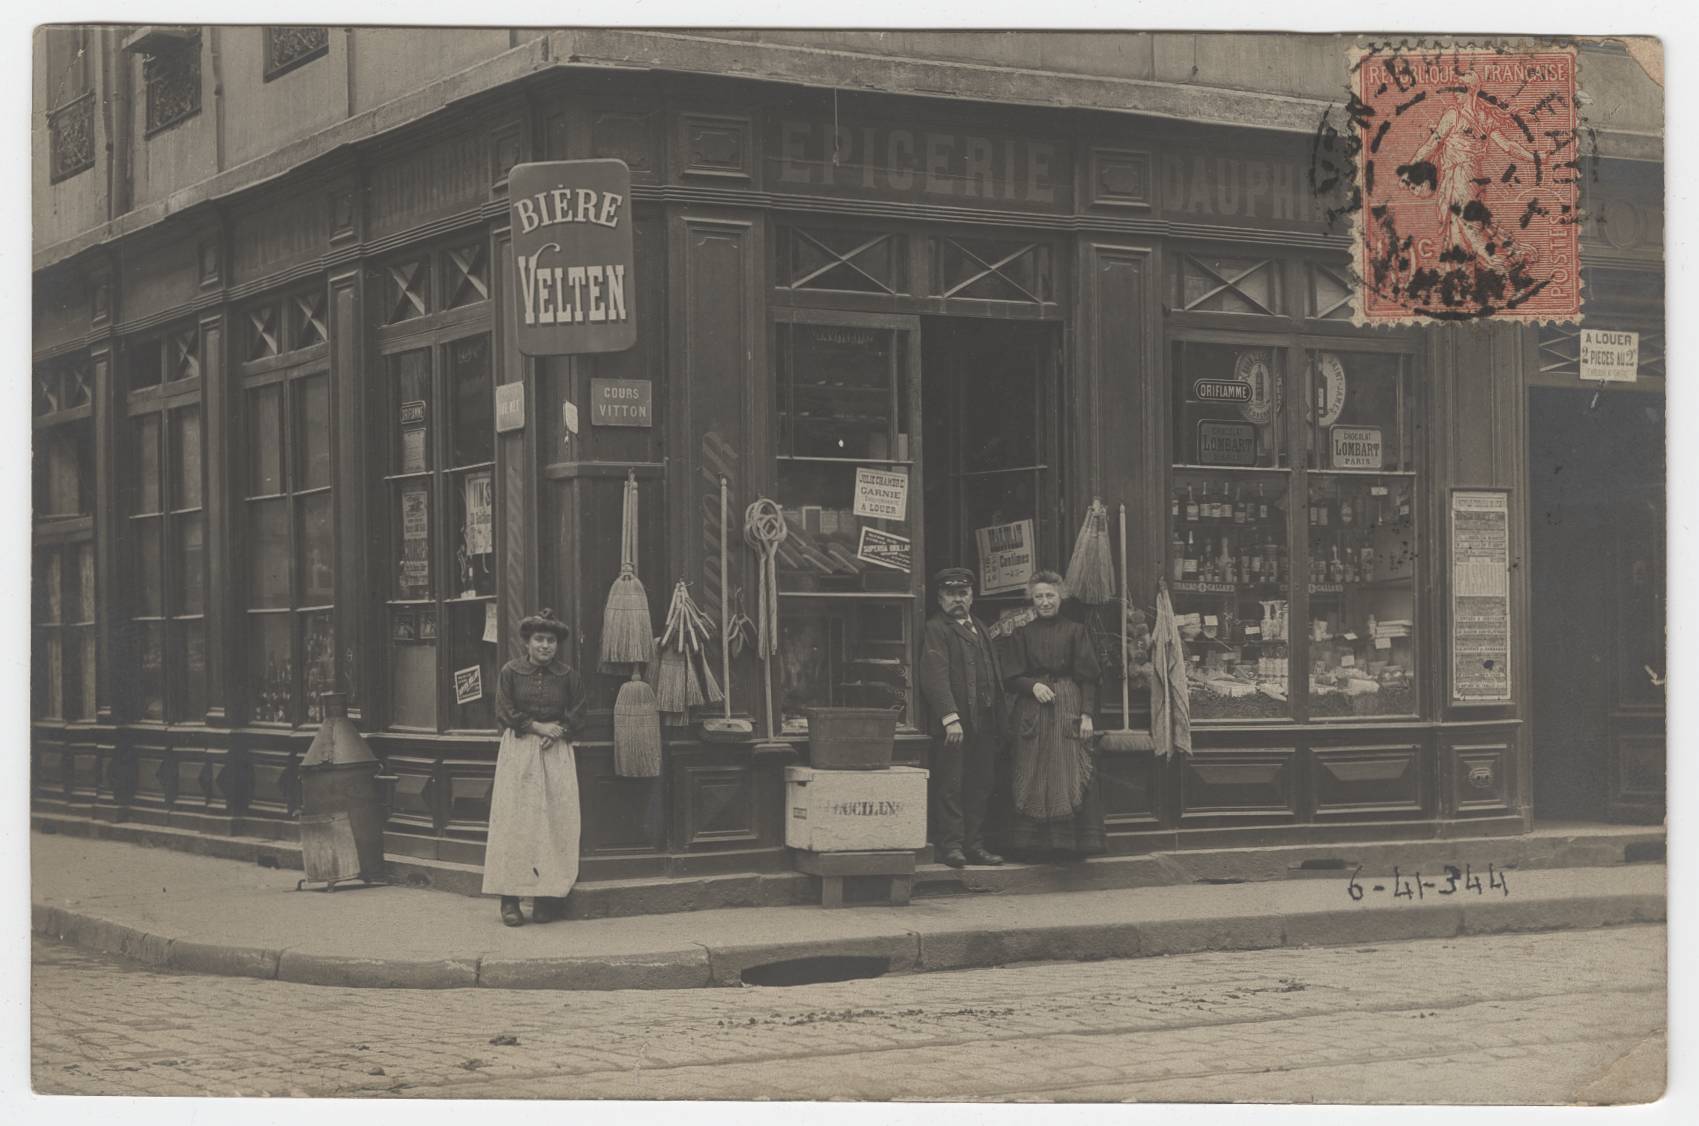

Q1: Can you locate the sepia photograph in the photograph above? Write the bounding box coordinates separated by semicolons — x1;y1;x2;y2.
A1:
15;4;1680;1115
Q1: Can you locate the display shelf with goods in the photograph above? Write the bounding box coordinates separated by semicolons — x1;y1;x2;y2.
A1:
773;314;923;733
1167;468;1293;720
1304;476;1417;718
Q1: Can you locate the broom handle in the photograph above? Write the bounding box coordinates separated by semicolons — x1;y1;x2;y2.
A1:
720;476;732;720
1120;501;1131;732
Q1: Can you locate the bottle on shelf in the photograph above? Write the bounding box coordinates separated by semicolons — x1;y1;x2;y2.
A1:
1340;493;1355;527
1183;530;1199;578
1234;485;1247;525
1171;533;1186;581
1171;490;1180;522
1186;485;1198;523
1258;482;1270;522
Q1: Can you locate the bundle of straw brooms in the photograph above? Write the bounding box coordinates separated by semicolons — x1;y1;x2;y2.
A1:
654;580;723;726
601;471;661;777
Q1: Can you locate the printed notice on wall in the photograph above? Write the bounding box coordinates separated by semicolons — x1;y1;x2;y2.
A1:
852;467;909;520
1451;490;1511;704
453;665;484;706
976;519;1035;595
399;484;431;599
856;526;912;572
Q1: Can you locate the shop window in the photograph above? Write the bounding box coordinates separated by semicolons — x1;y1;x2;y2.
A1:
1167;340;1420;722
1309;260;1354;320
380;335;497;732
32;349;98;724
1303;351;1417;719
934;237;1052;304
777;227;907;296
243;370;334;725
128;400;206;723
773;317;921;726
385;256;433;324
442;242;490;309
1175;254;1280;315
244;286;329;362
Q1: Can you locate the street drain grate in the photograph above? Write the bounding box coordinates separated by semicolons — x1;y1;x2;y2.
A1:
740;955;890;987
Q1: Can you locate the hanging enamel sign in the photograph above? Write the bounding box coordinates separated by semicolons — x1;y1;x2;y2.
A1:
509;160;636;355
1315;352;1348;427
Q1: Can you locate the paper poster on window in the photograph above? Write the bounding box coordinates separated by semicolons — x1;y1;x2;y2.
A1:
453;665;484;706
976;518;1035;595
401;427;427;474
464;471;494;555
852;466;909;520
855;526;912;572
483;602;499;644
399;485;431;599
1579;330;1638;383
1451;490;1512;704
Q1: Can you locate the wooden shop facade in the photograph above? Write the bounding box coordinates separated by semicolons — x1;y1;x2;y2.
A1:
32;43;1665;883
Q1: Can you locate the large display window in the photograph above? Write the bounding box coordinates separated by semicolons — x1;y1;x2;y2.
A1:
1167;337;1419;722
773;313;922;728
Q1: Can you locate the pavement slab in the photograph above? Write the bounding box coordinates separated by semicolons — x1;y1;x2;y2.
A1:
31;830;1666;990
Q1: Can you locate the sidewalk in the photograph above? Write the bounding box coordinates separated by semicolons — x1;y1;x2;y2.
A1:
31;831;1665;991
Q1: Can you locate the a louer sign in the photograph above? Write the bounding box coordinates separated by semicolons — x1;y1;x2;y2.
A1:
509;159;636;355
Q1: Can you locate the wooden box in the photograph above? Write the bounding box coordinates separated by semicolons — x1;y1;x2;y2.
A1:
784;765;928;852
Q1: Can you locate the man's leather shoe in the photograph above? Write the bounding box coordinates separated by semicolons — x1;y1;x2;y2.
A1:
940;849;968;868
499;897;525;927
965;848;1004;866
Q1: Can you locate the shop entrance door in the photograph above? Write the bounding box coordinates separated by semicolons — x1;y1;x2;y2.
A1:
1529;388;1665;822
920;318;1062;613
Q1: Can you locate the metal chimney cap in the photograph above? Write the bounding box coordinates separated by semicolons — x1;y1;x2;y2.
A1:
302;695;378;768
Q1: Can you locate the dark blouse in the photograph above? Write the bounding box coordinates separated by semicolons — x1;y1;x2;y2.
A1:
495;657;587;736
1002;616;1101;716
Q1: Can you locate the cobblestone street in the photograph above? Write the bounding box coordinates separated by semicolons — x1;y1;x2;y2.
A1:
31;924;1664;1104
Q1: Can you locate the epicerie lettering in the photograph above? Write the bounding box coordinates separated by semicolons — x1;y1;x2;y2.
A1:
515;249;629;327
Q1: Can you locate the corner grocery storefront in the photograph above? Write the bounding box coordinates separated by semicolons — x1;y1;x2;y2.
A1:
31;60;1664;885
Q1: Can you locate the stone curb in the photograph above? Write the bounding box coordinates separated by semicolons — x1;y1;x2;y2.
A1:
32;890;1665;992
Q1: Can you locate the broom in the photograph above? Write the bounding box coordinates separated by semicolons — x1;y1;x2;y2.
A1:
1064;498;1116;605
608;470;661;777
701;477;753;741
1099;501;1155;754
600;471;655;671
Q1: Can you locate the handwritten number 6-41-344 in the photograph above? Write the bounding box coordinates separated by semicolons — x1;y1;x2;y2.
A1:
1348;863;1509;901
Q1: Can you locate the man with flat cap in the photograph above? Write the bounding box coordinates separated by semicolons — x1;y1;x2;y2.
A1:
918;567;1007;868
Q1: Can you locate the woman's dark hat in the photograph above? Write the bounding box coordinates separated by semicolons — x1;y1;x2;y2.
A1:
518;608;570;640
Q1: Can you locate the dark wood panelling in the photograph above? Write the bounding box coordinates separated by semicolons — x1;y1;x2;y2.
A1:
1450;740;1511;814
198;313;230;722
1086;147;1153;211
90;346;118;722
231;188;331;283
1312;743;1424;818
329;271;364;713
1099;750;1163;828
1179;746;1297;820
580;753;669;854
677;112;754;182
119;221;218;326
679;764;759;847
367;128;490;241
593;107;663;183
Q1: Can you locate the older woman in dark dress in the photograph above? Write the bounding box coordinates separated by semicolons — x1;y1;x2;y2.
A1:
483;609;586;926
1000;571;1105;860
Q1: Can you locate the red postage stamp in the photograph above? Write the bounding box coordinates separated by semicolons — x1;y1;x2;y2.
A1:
1349;45;1582;323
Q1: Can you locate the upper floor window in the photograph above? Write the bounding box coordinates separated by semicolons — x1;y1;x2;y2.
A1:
142;29;201;136
44;26;94;182
263;27;329;81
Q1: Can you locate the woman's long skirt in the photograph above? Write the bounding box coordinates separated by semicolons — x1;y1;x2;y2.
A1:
1004;679;1106;858
480;728;581;897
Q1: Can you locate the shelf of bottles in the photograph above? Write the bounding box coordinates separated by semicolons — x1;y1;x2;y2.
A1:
1167;469;1292;719
1304;476;1417;717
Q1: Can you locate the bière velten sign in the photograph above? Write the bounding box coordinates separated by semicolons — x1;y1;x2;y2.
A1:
508;160;636;355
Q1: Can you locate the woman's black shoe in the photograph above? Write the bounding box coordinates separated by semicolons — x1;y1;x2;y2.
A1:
500;896;525;927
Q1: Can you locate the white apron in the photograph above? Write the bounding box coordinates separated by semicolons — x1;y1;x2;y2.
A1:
481;728;581;897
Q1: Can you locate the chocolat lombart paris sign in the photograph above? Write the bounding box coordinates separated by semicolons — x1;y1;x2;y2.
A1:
509;159;636;355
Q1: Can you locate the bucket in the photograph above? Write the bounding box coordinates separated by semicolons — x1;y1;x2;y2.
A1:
805;706;898;770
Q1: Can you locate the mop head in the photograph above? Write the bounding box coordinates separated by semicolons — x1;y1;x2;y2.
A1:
613;675;663;777
1065;501;1116;605
655;646;690;715
600;571;655;670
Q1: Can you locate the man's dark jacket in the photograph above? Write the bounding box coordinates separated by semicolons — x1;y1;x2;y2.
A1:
918;612;1009;742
